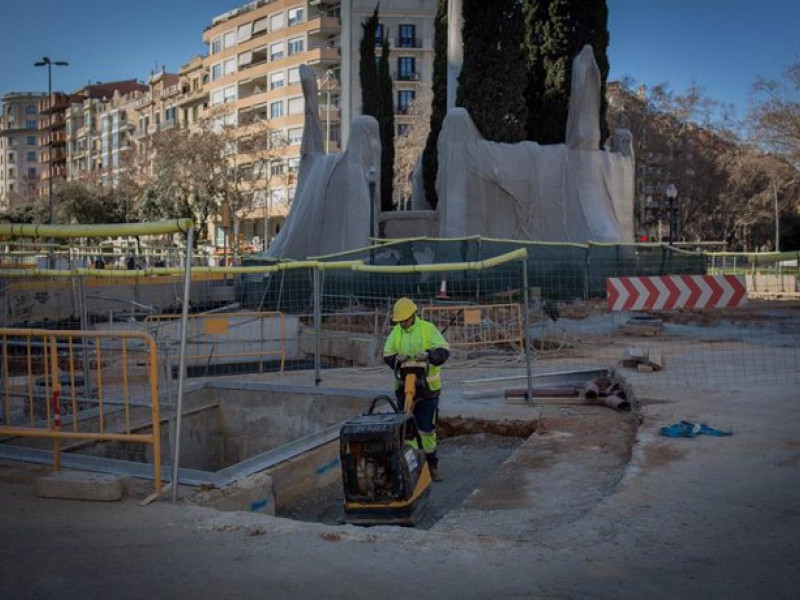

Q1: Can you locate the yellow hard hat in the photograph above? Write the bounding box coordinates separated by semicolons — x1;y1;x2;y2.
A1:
392;297;417;322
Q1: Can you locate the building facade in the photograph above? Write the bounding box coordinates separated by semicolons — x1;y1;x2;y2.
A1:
0;92;46;212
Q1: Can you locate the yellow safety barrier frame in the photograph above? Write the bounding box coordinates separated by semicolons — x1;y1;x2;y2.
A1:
420;303;524;352
0;328;162;493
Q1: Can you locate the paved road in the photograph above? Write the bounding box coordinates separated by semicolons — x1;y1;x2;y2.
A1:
1;363;799;598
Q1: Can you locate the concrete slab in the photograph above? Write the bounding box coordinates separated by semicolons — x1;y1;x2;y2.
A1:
34;471;130;502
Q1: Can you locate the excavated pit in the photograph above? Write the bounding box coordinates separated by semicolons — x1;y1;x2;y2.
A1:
277;418;536;529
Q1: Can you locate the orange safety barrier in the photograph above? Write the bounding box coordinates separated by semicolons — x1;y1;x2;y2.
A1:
420;304;524;352
0;328;162;493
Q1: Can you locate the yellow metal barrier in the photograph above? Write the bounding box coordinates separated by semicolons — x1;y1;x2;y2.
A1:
0;328;162;493
420;304;524;352
144;311;286;375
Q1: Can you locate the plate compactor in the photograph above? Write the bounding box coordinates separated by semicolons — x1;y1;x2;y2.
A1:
340;359;433;526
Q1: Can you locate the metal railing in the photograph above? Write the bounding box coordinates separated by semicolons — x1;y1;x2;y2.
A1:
0;328;163;493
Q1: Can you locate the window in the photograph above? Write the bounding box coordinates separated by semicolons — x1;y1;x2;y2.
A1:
287;157;300;172
270;41;285;61
288;67;301;85
288;6;304;26
223;86;236;104
27;136;36;145
270;12;286;31
223;30;236;48
26;120;37;129
238;50;253;67
288;127;302;145
287;97;304;115
26;105;37;114
397;124;410;137
397;56;416;80
270;71;285;90
288;37;304;56
211;63;222;81
237;22;252;43
397;89;415;114
27;167;36;179
270;101;284;119
399;24;416;48
27;151;36;162
270;160;285;176
211;37;222;54
375;23;383;46
224;58;236;76
8;152;15;162
211;89;224;106
252;17;268;34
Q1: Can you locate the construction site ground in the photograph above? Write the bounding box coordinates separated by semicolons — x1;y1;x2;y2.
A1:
1;300;799;599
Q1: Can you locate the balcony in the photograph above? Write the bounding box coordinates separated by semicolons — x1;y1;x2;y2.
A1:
176;87;208;107
238;76;269;100
394;71;421;82
396;38;424;50
305;45;339;67
306;15;340;36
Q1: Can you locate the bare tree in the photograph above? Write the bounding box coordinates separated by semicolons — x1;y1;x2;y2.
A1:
393;89;432;210
121;103;285;254
750;60;800;163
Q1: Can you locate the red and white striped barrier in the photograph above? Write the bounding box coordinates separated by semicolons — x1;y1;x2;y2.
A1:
606;274;747;311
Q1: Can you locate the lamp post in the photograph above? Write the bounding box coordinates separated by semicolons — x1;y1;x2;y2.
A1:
367;164;377;263
665;183;678;245
320;69;336;154
34;57;69;227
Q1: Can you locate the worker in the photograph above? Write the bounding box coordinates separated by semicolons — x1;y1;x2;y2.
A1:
383;297;450;481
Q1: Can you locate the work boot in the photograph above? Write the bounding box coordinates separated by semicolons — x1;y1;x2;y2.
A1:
430;465;442;482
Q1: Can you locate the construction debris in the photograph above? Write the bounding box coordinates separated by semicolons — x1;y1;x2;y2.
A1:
503;375;631;412
621;347;663;371
618;315;664;337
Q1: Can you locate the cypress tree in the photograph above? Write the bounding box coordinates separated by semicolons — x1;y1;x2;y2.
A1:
421;0;448;209
377;33;395;212
457;0;527;142
523;0;610;147
359;8;379;118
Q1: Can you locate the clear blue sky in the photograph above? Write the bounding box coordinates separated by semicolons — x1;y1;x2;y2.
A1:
1;0;798;124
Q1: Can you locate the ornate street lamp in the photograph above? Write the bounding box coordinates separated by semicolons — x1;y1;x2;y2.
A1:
665;183;678;245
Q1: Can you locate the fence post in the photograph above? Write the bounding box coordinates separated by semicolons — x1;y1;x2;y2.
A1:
522;255;533;404
171;225;194;502
313;266;322;386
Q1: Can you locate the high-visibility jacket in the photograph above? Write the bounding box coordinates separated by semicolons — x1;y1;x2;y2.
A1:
383;317;449;392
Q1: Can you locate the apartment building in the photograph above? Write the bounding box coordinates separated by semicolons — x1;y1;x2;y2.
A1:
66;81;148;186
0;92;46;212
202;0;435;249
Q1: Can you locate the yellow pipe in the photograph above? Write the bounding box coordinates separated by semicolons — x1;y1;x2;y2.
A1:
0;219;193;239
143;335;162;494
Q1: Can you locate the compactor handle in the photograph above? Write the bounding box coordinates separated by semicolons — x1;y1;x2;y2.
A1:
365;394;400;415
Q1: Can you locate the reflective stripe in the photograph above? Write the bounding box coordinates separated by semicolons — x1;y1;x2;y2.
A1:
405;432;437;453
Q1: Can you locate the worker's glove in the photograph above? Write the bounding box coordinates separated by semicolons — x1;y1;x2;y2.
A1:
395;354;409;364
415;352;428;361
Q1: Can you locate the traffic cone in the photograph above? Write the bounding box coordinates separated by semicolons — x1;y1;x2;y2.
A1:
436;275;449;299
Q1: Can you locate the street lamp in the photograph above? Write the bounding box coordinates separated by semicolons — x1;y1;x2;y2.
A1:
34;57;69;227
367;164;377;263
319;69;337;154
665;183;678;245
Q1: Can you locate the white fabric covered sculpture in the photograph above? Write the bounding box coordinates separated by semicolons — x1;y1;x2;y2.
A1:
264;64;381;259
435;45;634;243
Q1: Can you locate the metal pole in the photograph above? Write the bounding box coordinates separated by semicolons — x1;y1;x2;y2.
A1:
773;177;780;252
47;63;53;227
326;84;331;154
171;226;194;502
313;266;321;386
668;197;674;246
522;256;534;405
